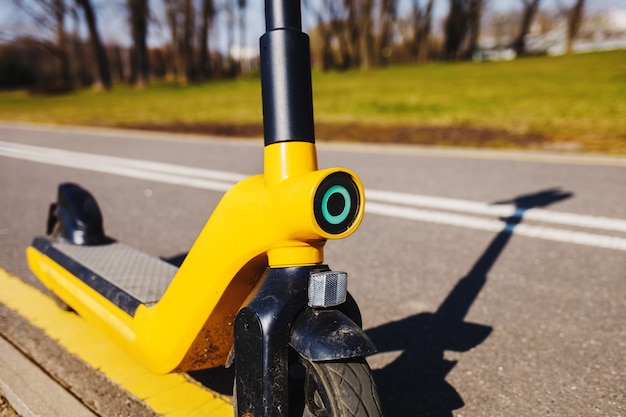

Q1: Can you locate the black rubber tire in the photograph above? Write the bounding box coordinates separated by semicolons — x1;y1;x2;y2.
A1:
298;357;383;417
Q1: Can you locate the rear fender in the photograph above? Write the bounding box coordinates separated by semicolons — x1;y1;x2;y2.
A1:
48;183;107;245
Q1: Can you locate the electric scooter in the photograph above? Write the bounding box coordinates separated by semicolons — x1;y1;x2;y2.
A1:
26;1;382;416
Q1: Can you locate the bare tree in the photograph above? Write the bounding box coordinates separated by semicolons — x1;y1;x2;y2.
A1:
164;0;181;80
182;0;195;80
343;0;359;68
312;0;442;68
444;0;487;60
236;0;247;74
444;0;469;60
334;6;352;69
512;0;541;56
198;0;216;80
306;0;346;70
76;0;112;90
358;0;375;69
376;0;398;66
408;0;434;62
307;0;383;70
465;0;484;58
340;0;374;69
53;0;72;86
164;0;196;83
10;0;77;88
566;0;584;54
224;0;237;76
127;0;149;87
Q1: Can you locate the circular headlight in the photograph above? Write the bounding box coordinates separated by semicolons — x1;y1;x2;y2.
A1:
314;172;360;235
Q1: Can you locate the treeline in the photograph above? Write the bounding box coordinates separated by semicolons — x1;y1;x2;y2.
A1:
1;0;587;92
2;0;248;91
307;0;586;69
307;0;436;70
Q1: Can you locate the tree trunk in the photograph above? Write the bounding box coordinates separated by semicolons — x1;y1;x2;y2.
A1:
410;0;433;63
344;0;358;68
165;0;182;81
225;0;237;77
358;0;374;69
512;0;541;56
182;0;195;81
444;0;468;60
199;0;215;80
76;0;112;90
465;0;483;59
237;0;247;75
376;0;398;66
54;0;72;88
312;16;334;71
128;0;149;87
566;0;585;54
69;7;82;87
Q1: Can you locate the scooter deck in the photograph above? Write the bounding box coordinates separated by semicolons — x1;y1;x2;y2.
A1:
32;237;178;316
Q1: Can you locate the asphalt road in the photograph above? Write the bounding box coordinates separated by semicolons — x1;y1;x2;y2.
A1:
0;123;624;417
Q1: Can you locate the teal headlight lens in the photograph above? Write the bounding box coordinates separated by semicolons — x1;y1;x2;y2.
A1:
314;172;360;235
321;185;351;225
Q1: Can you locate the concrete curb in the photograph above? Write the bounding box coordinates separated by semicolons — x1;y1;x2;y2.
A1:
0;336;97;417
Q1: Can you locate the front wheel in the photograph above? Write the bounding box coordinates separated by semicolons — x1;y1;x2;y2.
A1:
295;357;383;417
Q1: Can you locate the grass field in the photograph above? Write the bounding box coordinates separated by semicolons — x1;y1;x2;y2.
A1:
0;50;624;153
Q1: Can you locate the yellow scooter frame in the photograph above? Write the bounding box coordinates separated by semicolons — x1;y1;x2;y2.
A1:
27;142;365;373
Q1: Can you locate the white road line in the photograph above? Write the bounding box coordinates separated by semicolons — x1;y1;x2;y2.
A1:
2;141;625;251
365;189;626;233
0;141;240;191
366;203;626;251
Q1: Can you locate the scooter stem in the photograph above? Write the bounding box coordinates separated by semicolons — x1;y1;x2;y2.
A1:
265;0;302;30
261;0;314;147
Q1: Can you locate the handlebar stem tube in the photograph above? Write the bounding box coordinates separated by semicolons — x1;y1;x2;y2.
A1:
265;0;302;31
261;1;315;150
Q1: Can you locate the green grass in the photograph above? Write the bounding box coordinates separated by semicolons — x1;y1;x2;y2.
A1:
1;50;625;153
0;79;263;126
311;51;626;151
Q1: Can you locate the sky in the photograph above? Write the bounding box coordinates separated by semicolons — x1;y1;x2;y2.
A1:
2;0;626;48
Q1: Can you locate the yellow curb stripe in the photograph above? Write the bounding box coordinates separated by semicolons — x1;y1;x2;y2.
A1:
0;267;233;417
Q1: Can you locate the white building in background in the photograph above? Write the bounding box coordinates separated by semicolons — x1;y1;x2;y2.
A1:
229;44;260;72
543;8;626;55
229;45;259;62
607;8;626;31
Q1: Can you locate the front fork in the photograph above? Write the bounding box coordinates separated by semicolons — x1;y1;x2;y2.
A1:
233;266;376;417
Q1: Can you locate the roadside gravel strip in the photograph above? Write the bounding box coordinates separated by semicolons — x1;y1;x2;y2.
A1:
0;395;19;417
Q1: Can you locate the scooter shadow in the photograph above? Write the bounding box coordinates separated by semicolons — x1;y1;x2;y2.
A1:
366;188;572;416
